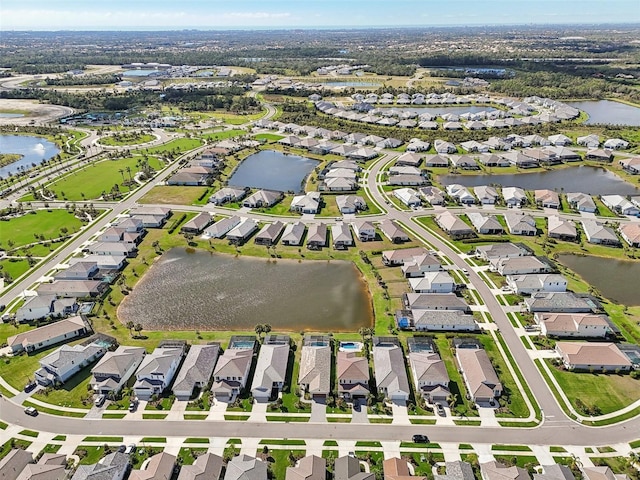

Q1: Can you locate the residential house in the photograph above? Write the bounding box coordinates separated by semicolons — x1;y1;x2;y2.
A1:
577;134;600;148
603;138;629;150
372;340;410;402
70;453;130;480
535;312;611;338
393;188;421;208
13;452;67;480
467;213;503;235
619;223;640;247
298;337;331;398
129;453;176;480
384;457;428;480
535;189;560;209
336;195;367;214
7;315;91;354
581;220;620;246
396;152;423;167
412;310;477;332
35;342;105;386
323;177;358;192
502;187;527;207
566;193;596;213
456;347;502;403
409;351;450;403
585;149;614;162
286;456;326;480
435;212;475;239
419;186;445;206
492;256;553;276
409;271;456;294
473;186;499;205
254;221;285;246
423;155;449;168
55;261;100;281
177;453;223;480
243;190;283;208
205;216;241;239
389;166;422;177
173;344;220;400
36;280;106;298
334;456;374;480
548;133;572;146
434;462;475;480
251;336;290;402
332;223;354;249
582;467;630;480
555;342;632;372
133;346;184;400
524;292;598;313
180;213;213;235
449;155;480;170
434;140;456;154
404;293;470;312
211;341;255;400
478;154;510;167
501;151;538;168
290;192;321;214
337;351;370;400
601;195;640;216
446;184;476;204
506;274;568;295
209;187;247;205
382;247;429;266
16;294;78;323
306;223;328;249
547;216;577;241
379;220;410;244
97;227;142;246
130;207;172;228
91;346;146;395
475;243;531;261
0;450;34;480
89;242;137;258
281;222;306;246
480;461;529;480
226;218;259;245
352;220;376;242
619;157;640;174
402;254;442;278
534;465;575;480
544;146;581;162
388;175;427;187
70;255;126;271
504;213;537;236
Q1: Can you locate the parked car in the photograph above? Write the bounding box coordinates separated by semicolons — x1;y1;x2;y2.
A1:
24;382;37;393
94;394;106;407
117;445;126;453
435;403;446;416
124;444;136;455
24;407;38;416
412;434;429;443
129;399;138;412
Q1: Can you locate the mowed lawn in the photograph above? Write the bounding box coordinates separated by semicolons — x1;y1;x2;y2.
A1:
547;362;640;414
139;186;208;205
135;138;203;155
46;156;164;201
3;209;83;248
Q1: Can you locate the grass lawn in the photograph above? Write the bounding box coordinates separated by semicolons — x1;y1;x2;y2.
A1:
136;138;203;155
139;185;208;205
1;209;83;249
178;447;208;466
201;129;246;142
265;449;305;480
46;156;164;201
83;436;123;442
140;437;166;443
1;439;32;460
39;444;62;455
74;446;107;465
98;133;155;146
546;360;640;414
493;455;539;469
0;259;31;281
32;363;96;409
255;133;284;143
206;110;267;125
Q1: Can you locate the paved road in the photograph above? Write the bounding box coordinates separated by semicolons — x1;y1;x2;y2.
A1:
1;396;638;446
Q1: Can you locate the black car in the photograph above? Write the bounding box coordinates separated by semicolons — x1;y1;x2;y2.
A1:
24;382;37;393
412;434;429;443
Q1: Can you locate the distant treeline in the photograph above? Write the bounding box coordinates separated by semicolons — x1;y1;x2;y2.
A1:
44;74;122;86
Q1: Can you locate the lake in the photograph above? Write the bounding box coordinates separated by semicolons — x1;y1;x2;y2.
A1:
439;165;639;196
0;135;60;178
567;100;640;126
228;150;319;193
557;254;640;306
118;248;374;331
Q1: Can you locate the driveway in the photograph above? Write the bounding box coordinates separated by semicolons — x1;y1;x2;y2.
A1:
351;399;368;424
310;397;326;422
390;400;411;425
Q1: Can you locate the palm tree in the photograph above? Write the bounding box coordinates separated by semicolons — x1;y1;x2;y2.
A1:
134;324;143;338
263;324;272;338
254;324;264;339
126;321;135;337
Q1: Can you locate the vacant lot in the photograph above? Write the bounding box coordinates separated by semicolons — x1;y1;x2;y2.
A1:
139;186;208;205
2;209;83;248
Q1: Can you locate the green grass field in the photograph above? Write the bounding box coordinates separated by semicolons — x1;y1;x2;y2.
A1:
546;361;640;414
135;138;203;155
139;186;208;205
0;259;31;280
98;133;155;146
46;156;163;201
201;129;246;142
2;209;83;249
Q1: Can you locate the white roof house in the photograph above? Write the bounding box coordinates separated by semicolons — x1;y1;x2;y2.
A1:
393;188;421;207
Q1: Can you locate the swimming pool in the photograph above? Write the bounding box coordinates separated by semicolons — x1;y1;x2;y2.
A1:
339;341;363;352
231;341;255;349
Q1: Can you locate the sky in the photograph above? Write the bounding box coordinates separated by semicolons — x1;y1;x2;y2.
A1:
2;0;639;30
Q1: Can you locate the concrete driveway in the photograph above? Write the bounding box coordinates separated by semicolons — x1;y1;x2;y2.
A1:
310;397;326;422
351;399;368;424
391;400;411;425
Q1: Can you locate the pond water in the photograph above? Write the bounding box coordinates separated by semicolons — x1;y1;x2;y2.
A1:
0;113;24;118
557;254;640;306
118;248;374;331
122;69;164;77
403;106;497;116
567;100;640;126
228;149;319;193
439;165;639;196
0;135;60;178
